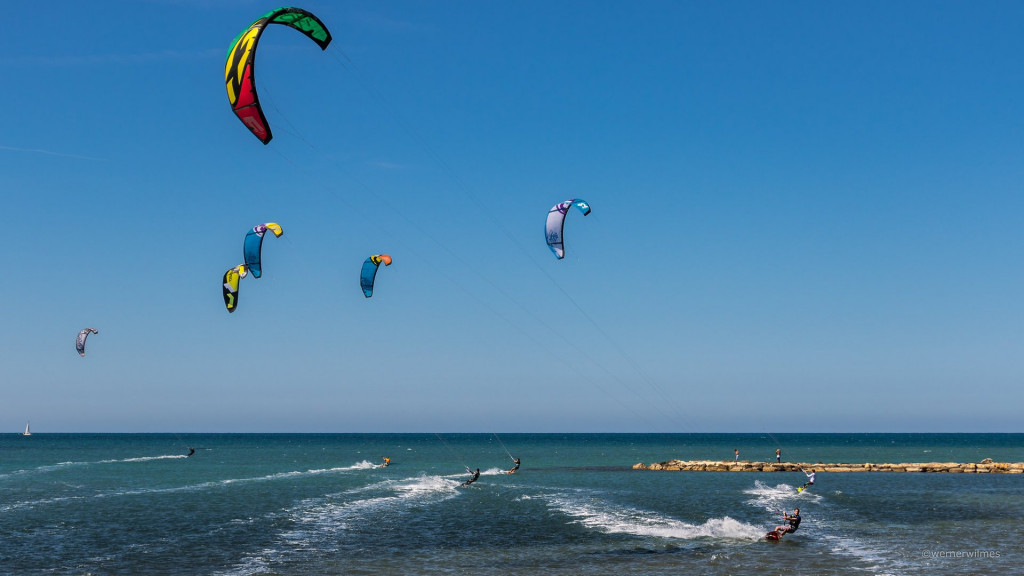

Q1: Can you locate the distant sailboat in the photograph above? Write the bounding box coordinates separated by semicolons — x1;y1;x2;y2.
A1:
22;421;31;436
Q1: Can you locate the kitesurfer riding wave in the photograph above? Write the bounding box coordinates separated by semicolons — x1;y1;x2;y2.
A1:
460;468;480;487
799;469;815;492
773;508;801;538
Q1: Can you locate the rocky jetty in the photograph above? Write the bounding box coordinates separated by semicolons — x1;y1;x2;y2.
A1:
632;459;1024;473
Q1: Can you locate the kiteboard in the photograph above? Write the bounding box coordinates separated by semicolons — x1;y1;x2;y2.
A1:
765;530;781;541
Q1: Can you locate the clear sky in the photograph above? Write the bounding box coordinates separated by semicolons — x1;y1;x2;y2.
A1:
2;1;1022;433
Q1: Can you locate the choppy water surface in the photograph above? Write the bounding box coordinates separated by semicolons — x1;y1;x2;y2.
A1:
0;433;1020;575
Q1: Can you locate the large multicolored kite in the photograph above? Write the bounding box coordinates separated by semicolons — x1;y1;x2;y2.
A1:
360;254;392;298
244;223;283;278
545;199;591;259
225;7;332;144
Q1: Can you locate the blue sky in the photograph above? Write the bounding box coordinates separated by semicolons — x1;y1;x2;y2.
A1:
2;1;1022;432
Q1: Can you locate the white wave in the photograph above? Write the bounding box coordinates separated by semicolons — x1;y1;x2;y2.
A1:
342;478;399;496
4;454;188;477
343;474;461;497
393;474;462;496
3;463;378;512
746;479;805;499
214;553;272;576
290;474;459;530
307;460;378;474
440;467;509;483
115;455;188;463
744;480;821;513
218;474;461;573
746;482;905;574
111;463;373;496
24;461;91;474
819;533;907;575
546;493;763;541
351;460;382;470
0;495;87;513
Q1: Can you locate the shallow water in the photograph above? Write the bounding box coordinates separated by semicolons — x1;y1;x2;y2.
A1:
0;433;1020;575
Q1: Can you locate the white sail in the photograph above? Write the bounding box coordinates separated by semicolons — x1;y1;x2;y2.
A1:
22;421;31;436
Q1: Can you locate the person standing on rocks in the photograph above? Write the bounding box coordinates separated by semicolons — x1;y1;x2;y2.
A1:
776;448;781;463
734;449;740;461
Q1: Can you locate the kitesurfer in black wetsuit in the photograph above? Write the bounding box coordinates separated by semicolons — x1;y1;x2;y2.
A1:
507;458;520;475
773;508;801;537
187;447;195;457
461;468;480;487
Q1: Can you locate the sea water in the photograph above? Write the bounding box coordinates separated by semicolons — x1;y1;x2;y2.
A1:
0;433;1020;575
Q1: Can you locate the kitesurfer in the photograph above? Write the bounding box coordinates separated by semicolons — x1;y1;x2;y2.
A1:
187;447;195;457
773;508;801;538
507;458;520;475
461;468;480;487
800;469;816;491
381;457;391;467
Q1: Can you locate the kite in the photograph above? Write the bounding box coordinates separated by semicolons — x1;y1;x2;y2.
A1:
243;223;283;279
76;328;98;357
360;254;392;298
222;264;248;313
225;7;333;144
545;199;591;259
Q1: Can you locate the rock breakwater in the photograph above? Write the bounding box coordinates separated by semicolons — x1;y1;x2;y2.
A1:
632;459;1023;473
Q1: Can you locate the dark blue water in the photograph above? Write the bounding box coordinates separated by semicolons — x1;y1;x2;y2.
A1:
0;433;1020;575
